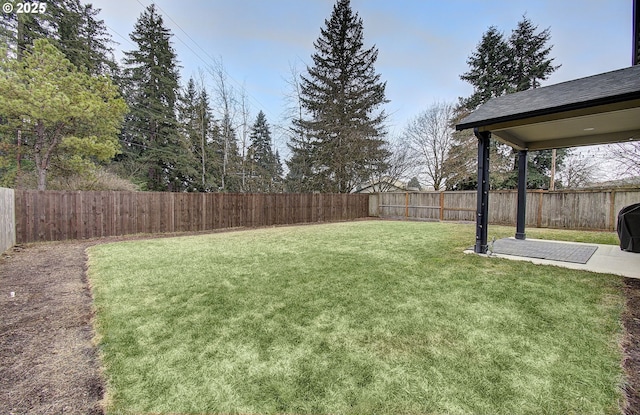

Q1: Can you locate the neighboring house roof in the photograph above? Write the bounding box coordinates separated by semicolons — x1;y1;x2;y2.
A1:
353;178;407;193
456;65;640;151
585;176;640;189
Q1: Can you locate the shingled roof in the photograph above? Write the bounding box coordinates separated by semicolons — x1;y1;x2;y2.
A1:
455;65;640;151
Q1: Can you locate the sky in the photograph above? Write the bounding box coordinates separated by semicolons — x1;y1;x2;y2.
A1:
89;0;633;157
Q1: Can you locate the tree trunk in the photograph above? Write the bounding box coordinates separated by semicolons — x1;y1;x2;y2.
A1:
36;168;47;191
34;121;48;191
33;120;64;191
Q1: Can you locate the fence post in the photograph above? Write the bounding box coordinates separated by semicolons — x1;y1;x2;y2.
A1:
609;190;616;231
537;190;543;228
439;191;445;221
405;192;409;219
368;193;378;217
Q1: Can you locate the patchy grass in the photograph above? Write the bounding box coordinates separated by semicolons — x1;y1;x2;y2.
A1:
88;221;624;415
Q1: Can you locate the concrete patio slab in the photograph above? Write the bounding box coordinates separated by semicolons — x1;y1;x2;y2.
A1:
465;238;640;279
492;238;598;264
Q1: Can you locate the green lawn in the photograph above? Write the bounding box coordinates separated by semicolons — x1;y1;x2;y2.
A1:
88;221;625;415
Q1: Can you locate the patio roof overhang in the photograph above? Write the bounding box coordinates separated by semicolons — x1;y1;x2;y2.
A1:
456;65;640;151
455;64;640;254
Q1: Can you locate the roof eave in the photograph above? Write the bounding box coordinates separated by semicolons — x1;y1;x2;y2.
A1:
455;91;640;132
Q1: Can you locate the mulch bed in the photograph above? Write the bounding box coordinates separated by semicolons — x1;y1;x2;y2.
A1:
1;238;639;415
0;242;103;415
623;278;640;415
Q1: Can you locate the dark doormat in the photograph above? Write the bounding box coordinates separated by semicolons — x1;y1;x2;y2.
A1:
492;238;598;264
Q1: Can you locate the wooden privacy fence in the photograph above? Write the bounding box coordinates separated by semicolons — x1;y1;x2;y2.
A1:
373;189;640;231
0;187;16;253
14;191;369;244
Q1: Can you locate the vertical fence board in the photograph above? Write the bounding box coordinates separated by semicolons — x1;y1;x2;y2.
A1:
0;188;15;252
14;190;23;244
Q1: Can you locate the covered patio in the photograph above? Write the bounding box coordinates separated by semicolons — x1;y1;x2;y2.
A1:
456;63;640;278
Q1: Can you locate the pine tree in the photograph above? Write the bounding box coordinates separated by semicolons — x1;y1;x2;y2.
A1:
285;128;317;192
283;62;315;192
509;15;560;92
451;16;561;190
294;0;389;193
407;177;421;190
0;2;121;189
121;4;189;191
74;2;118;76
0;39;127;190
1;0;117;75
507;15;563;187
1;1;51;60
177;77;200;188
49;0;84;69
273;150;284;192
246;111;280;192
459;26;511;111
460;18;559;109
177;77;221;191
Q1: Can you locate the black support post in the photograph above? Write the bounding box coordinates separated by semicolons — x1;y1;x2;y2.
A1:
634;0;639;65
474;129;490;254
515;149;528;240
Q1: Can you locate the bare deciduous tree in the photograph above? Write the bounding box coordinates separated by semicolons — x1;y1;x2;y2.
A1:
403;102;456;190
238;86;251;191
364;137;415;192
608;141;640;178
556;148;598;188
208;60;242;191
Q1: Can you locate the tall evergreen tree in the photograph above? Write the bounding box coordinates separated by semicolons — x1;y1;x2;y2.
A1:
509;15;560;92
246;111;281;192
285;128;316;192
460;17;559;107
459;26;512;111
1;0;117;74
177;77;221;191
283;62;315;192
450;16;561;190
49;1;84;69
217;113;242;192
507;15;563;187
1;1;51;60
120;4;188;191
273;150;284;192
70;2;118;76
293;0;389;193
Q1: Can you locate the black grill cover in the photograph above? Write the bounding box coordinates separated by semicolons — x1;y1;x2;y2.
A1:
618;203;640;253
